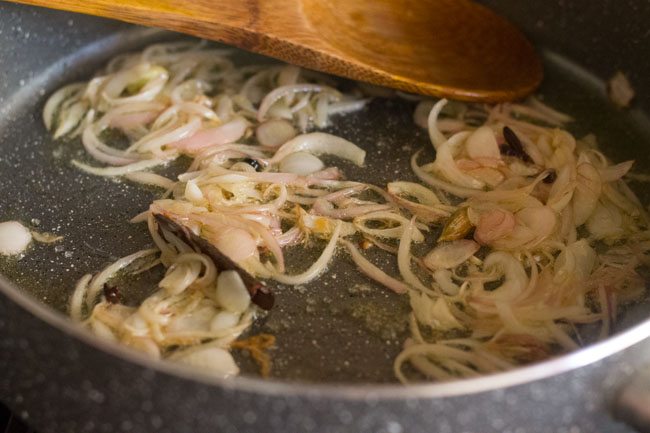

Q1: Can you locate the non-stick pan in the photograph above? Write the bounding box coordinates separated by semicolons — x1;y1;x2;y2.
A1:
1;1;650;432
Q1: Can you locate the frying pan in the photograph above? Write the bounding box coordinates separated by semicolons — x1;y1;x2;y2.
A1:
1;1;650;432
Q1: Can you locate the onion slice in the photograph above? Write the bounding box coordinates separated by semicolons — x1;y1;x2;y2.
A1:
270;132;365;166
170;117;249;153
271;221;341;285
256;119;296;148
0;221;33;256
423;240;480;270
257;84;341;121
72;159;167;177
342;239;409;294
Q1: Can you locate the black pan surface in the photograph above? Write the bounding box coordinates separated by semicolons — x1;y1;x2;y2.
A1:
1;2;650;433
1;4;650;384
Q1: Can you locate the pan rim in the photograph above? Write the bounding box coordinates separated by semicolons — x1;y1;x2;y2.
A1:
2;272;650;399
1;19;649;401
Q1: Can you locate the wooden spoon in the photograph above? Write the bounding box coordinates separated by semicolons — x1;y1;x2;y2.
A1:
13;0;542;102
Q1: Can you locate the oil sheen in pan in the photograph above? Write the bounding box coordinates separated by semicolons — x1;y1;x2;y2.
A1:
1;29;650;384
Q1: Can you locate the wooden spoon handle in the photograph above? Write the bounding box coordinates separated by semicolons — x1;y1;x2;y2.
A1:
10;0;343;87
10;0;542;102
10;0;326;59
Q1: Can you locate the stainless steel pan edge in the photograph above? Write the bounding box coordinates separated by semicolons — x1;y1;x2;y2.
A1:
4;269;650;433
1;2;650;432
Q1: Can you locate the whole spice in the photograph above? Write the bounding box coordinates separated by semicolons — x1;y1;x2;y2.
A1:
243;158;262;171
439;208;474;242
103;284;121;304
501;126;532;163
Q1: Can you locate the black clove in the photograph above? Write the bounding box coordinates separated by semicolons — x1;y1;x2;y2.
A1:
501;126;532;163
103;284;122;304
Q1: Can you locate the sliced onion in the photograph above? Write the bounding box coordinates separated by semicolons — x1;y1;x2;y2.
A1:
602;182;641;217
481;251;528;301
313;200;392;220
387;181;453;222
545;164;577;213
433;269;461;296
125;172;176;189
427;99;448;149
197;169;298;185
432;131;484;189
387;181;441;205
409;291;463;330
82;125;140;166
473;208;516;245
298;211;357;238
85;248;159;310
257;83;341;121
465;126;500;161
31;231;63;244
184;179;204;203
102;64;169;105
314;93;330;128
327;99;369;115
239;67;278;105
159;260;201;295
586;202;624;240
397;218;433;294
279;151;325;175
99;101;164;127
43;82;85;131
608;71;635;108
214;94;235;121
354;211;425;242
170;79;211;104
72;158;166;177
342;239;408;294
423;240;480;270
288;93;311;114
413;100;433;129
133;116;203;154
83;76;108;105
599;160;634;182
89;316;118;341
518;205;557;240
92;302;138;331
270;132;365;166
174;102;219;120
210;311;240;331
169;117;248;153
109;110;160;131
411;150;481;198
256;119;296;148
54;101;88;139
277;65;301;88
0;221;32;256
553;239;596;284
174;346;239;378
123;336;161;358
210;227;258;263
272;221;341;285
216;270;251;313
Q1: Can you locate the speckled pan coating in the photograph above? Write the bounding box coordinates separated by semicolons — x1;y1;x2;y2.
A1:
1;1;650;432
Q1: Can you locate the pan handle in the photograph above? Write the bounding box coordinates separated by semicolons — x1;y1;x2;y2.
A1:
612;366;650;433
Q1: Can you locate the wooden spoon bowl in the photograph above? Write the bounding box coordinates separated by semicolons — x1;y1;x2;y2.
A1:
10;0;542;101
